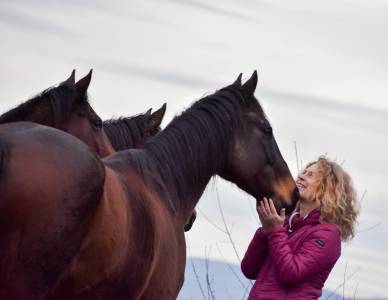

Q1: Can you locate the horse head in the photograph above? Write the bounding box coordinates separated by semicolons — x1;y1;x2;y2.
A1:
0;70;114;157
59;70;114;157
219;71;298;213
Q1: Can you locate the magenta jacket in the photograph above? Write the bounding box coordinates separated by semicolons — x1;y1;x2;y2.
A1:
241;209;341;300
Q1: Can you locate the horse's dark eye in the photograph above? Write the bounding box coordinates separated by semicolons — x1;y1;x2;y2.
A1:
77;111;87;118
91;118;102;128
263;126;273;137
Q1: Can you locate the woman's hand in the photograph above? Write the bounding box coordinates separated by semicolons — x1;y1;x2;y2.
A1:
257;197;286;232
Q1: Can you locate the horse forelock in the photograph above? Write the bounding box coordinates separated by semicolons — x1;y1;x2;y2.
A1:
128;85;248;211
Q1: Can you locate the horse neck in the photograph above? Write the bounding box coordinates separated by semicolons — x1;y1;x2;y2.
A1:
140;96;238;219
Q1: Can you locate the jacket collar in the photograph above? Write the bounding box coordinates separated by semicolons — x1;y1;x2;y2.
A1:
285;208;321;234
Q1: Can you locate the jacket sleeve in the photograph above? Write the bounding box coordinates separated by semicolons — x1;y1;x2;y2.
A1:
241;227;268;280
267;224;341;286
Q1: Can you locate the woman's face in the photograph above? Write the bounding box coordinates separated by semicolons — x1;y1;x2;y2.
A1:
296;163;317;201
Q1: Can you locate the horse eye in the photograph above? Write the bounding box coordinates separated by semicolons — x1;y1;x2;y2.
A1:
91;118;102;128
77;111;87;118
263;126;273;137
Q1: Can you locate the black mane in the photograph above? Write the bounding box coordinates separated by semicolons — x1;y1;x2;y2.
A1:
126;85;249;212
103;113;159;150
0;82;86;127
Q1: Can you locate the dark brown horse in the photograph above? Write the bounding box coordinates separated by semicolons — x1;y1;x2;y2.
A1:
0;70;115;157
0;71;298;299
103;104;166;151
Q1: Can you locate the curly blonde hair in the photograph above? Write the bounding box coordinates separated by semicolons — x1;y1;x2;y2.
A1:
303;156;359;242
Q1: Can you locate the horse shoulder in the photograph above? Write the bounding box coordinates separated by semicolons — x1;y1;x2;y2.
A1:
64;166;131;291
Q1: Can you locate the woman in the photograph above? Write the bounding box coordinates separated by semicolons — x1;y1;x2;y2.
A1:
241;156;359;299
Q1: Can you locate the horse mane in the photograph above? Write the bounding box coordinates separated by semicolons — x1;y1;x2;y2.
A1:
103;113;160;150
126;85;248;211
0;82;88;127
0;135;10;182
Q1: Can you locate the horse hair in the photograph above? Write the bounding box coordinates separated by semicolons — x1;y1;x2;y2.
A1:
0;136;10;182
103;114;161;150
125;85;251;212
0;82;88;127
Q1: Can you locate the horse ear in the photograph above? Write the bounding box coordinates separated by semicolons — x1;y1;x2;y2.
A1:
242;70;258;95
233;73;242;87
76;69;93;96
148;103;166;130
64;69;76;84
145;108;152;117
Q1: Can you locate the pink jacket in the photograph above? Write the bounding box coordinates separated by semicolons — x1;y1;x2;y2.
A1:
241;209;341;300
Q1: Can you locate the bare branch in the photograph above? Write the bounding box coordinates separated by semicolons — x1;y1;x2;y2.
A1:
189;257;208;300
356;222;381;234
216;187;242;264
342;262;347;300
197;207;227;234
246;198;260;226
324;266;361;300
215;242;252;292
353;282;359;300
359;190;367;205
187;239;208;300
293;141;300;173
205;247;216;300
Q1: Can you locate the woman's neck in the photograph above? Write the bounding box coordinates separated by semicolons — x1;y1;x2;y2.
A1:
298;200;320;218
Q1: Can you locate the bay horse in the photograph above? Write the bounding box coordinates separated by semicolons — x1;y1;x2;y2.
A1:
0;71;298;299
0;70;115;157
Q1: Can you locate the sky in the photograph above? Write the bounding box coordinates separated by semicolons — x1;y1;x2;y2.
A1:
1;0;388;298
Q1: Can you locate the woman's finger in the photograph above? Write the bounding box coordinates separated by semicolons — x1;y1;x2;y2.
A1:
256;202;262;215
280;208;286;219
257;204;263;216
269;198;277;215
263;197;271;216
259;201;267;217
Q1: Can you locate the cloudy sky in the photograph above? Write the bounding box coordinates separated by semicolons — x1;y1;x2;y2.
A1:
1;0;388;298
